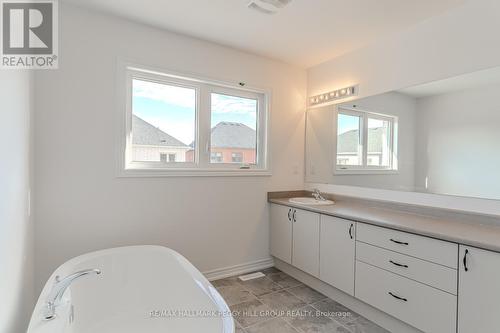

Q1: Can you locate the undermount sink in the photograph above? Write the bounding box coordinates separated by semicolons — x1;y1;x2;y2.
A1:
288;197;335;206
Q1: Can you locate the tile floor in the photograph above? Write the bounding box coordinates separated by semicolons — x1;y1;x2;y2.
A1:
213;267;390;333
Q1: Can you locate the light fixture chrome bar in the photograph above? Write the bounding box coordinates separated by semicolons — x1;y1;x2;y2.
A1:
309;85;358;106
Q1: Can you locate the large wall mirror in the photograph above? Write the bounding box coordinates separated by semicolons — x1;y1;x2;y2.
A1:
306;66;500;200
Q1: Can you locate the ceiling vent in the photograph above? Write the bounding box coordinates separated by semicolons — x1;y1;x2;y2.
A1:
247;0;292;14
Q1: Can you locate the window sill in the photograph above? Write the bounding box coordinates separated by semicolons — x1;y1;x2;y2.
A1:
334;168;399;175
117;168;272;178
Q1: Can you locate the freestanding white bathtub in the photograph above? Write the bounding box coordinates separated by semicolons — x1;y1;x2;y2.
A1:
28;246;234;333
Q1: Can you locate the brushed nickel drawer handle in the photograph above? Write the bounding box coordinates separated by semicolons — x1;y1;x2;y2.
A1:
390;238;409;246
388;292;408;302
389;260;409;268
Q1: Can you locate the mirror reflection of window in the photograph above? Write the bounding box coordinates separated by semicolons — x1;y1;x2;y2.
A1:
367;118;391;167
336;107;397;172
337;113;362;167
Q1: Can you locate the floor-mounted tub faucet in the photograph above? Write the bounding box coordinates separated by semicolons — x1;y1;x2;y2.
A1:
44;269;101;320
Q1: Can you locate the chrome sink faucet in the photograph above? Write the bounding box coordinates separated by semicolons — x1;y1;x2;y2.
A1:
312;188;326;201
44;269;101;320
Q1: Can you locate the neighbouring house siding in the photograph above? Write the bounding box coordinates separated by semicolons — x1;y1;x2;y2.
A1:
185;148;256;164
184;122;258;164
131;115;191;162
132;145;190;162
212;148;256;164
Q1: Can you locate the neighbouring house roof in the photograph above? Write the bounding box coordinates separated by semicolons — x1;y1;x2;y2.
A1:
132;115;188;147
210;122;256;149
338;127;385;153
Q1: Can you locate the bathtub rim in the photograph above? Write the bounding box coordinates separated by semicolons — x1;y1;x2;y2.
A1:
28;245;235;333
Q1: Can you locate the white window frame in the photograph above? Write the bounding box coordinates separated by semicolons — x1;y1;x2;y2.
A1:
116;62;271;177
335;106;398;174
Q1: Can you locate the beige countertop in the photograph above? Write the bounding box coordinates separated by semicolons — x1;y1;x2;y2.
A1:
269;196;500;253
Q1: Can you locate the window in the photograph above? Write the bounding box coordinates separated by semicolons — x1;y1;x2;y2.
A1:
210;93;257;165
121;65;269;176
231;152;243;163
336;107;397;173
131;79;195;164
367;118;391;167
160;153;177;163
210;152;223;163
336;113;362;166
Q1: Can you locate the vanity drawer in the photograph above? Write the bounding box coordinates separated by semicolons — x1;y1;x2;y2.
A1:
356;242;457;294
355;261;456;333
356;223;458;268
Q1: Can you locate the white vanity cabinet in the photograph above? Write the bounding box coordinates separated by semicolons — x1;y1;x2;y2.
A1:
355;223;458;333
319;216;356;295
292;208;320;277
458;245;500;333
270;203;354;286
269;201;500;333
270;204;320;276
270;204;293;264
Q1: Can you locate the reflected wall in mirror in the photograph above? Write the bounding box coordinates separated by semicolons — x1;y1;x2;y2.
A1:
306;66;500;200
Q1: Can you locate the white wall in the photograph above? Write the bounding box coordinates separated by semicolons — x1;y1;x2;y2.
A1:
415;83;500;199
0;71;34;332
308;0;500;99
34;4;306;291
306;92;416;191
306;0;500;215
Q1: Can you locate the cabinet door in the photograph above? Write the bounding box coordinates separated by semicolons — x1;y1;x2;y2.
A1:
270;204;293;264
292;208;320;277
319;216;355;295
458;245;500;333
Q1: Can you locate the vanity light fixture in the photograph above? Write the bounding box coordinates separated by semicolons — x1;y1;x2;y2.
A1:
309;85;358;106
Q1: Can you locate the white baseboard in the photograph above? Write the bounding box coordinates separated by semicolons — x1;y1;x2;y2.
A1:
203;257;275;281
